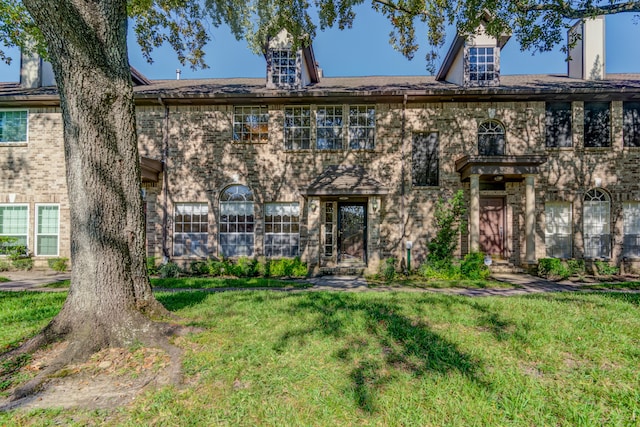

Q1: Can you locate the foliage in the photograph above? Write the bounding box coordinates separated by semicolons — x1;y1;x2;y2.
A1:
233;256;257;277
146;257;159;276
418;261;461;280
566;258;585;276
0;259;9;272
267;257;308;278
460;252;491;280
427;190;466;267
594;260;620;276
380;258;397;282
47;257;69;272
159;262;182;279
150;277;311;290
537;258;570;280
189;260;209;276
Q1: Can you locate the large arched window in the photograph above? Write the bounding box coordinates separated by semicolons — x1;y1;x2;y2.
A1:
583;189;611;259
478;120;505;156
219;185;254;257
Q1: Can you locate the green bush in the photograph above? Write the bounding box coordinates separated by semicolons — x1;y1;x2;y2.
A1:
537;258;570;280
146;257;159;276
233;256;257;277
159;262;181;278
12;257;33;271
427;190;466;268
255;257;269;277
47;257;69;272
380;258;397;282
190;260;209;276
0;259;9;272
595;260;619;276
418;261;461;280
566;259;585;276
460;252;491;280
268;257;307;278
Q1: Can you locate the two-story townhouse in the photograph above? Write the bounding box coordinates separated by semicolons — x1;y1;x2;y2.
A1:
2;18;640;275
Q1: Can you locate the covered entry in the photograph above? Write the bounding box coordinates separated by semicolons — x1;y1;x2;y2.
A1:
480;197;505;257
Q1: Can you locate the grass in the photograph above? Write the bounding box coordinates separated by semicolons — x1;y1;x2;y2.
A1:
1;287;639;425
368;275;517;289
151;277;312;289
43;279;70;288
0;277;9;283
579;281;640;291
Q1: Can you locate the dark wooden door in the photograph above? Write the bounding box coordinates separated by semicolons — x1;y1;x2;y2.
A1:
479;197;505;257
338;203;366;264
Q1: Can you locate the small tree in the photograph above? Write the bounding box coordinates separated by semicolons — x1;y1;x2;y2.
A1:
427;190;466;268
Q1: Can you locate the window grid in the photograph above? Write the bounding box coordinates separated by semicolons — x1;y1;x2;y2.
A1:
271;50;297;86
545;102;572;148
468;47;496;83
264;203;300;257
349;106;375;149
545;203;572;258
412;132;439;187
623;202;640;257
316;106;343;150
220;185;254;257
36;205;59;256
233;106;268;142
0;110;28;143
324;203;334;257
0;205;28;254
284;106;311;150
173;203;208;257
583;189;611;259
478;120;505;155
623;102;640;148
584;102;611;148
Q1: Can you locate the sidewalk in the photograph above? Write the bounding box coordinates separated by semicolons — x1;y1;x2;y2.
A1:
0;270;70;291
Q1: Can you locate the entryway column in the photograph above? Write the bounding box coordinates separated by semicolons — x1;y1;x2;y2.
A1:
525;174;536;263
470;174;480;252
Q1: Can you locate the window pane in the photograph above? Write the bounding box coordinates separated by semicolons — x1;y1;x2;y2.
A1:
173;203;208;257
233;106;269;142
545;203;572;258
623;102;640;147
624;202;640;257
584;102;610;148
264;202;300;258
546;102;572;148
412;132;439;186
0;110;28;143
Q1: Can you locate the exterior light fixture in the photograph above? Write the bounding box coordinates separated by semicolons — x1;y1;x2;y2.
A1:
371;198;379;212
494;175;504;182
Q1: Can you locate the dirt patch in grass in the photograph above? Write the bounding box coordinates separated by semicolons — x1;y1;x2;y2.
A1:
1;342;175;411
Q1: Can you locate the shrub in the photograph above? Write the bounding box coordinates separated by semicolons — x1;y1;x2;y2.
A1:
537;258;570;280
594;260;619;276
0;259;9;272
190;260;209;276
427;190;466;268
12;257;33;271
47;257;69;272
205;259;226;276
460;252;491;280
268;257;307;278
234;256;257;277
380;258;397;282
146;257;159;276
566;259;585;276
418;261;461;280
159;262;181;278
290;257;308;277
255;257;269;277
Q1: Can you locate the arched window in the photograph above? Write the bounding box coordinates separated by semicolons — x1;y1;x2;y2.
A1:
583;189;610;259
478;120;505;156
219;185;254;257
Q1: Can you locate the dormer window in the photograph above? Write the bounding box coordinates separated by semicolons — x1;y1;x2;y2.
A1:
467;47;499;86
270;49;298;87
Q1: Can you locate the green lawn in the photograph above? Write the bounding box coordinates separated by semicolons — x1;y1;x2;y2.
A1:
151;277;311;289
1;288;639;425
0;277;9;283
579;281;640;291
368;275;517;289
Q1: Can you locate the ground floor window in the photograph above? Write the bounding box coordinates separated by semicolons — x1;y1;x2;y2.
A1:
36;204;59;256
264;202;300;257
220;185;254;256
0;205;28;253
173;203;208;257
583;189;610;258
624;202;640;258
324;202;334;257
545;203;572;258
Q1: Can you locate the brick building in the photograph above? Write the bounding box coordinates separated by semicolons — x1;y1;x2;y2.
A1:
2;19;640;274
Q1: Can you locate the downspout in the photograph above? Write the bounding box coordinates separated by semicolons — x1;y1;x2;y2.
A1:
401;94;407;250
158;97;170;262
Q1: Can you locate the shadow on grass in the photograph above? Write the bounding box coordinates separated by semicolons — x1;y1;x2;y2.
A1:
277;292;491;413
156;291;209;311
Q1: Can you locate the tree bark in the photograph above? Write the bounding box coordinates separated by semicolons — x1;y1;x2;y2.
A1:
21;0;168;358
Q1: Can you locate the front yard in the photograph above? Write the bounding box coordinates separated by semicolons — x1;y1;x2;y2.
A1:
1;280;639;425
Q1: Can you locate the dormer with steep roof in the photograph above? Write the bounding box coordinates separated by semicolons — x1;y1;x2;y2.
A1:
436;24;510;87
266;30;320;89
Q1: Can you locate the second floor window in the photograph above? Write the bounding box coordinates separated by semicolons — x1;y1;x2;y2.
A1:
349;106;375;149
584;102;610;148
0;110;28;143
623;101;640;148
233;106;268;142
468;47;497;85
412;132;439;187
284;106;311;149
271;50;297;87
545;102;572;148
478;120;505;155
316;106;343;150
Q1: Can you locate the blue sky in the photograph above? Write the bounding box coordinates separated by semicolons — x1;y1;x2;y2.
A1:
1;6;638;82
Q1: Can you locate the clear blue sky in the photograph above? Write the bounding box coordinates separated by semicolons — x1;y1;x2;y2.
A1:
1;6;638;82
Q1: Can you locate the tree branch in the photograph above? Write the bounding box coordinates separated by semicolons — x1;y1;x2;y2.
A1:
517;1;640;19
371;0;427;17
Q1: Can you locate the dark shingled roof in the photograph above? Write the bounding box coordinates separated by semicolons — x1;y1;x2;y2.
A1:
303;165;389;196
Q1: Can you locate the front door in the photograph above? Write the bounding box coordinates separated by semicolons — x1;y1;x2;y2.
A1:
338;203;367;264
479;197;505;257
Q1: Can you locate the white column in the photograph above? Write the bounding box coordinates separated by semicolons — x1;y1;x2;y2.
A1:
525;174;536;263
470;174;480;252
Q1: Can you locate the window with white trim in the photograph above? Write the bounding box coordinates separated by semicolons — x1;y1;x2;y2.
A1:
623;102;640;148
478;120;505;155
545;203;572;258
0;110;28;143
284;106;311;150
349;105;375;149
0;205;28;254
583;189;610;258
271;50;298;87
467;47;498;85
233;106;268;142
264;202;300;257
623;202;640;258
173;203;208;257
220;185;254;257
316;106;343;150
36;205;59;256
324;202;334;257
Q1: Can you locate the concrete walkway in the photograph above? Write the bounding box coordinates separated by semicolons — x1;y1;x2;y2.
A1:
0;271;70;291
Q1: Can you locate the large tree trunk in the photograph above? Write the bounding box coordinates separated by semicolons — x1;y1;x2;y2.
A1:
21;0;168;359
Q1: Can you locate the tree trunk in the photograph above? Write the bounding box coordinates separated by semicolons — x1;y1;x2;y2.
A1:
22;0;168;358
